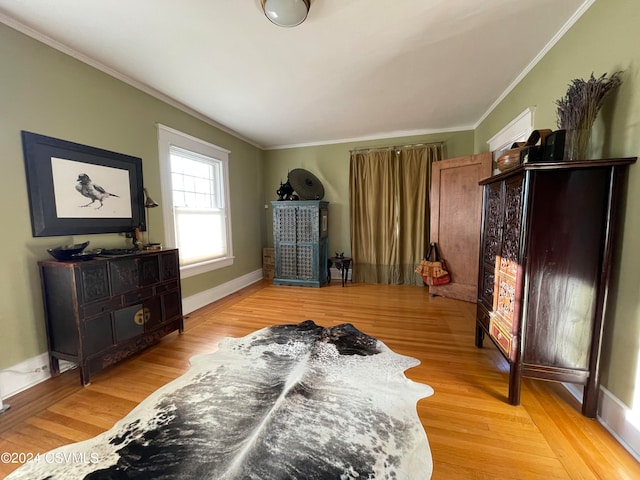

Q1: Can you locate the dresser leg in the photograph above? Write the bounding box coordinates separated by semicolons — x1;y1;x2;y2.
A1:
475;325;484;348
582;382;598;418
49;355;60;377
508;362;522;405
80;363;91;386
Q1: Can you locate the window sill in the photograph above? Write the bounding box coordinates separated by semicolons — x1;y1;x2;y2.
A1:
180;256;235;279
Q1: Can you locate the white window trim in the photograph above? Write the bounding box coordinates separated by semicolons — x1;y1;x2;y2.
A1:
487;106;535;153
157;123;234;279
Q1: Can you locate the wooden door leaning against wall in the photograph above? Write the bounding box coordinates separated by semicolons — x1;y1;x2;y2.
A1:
429;153;493;302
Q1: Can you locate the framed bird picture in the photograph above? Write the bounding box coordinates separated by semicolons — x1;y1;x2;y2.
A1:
21;131;146;237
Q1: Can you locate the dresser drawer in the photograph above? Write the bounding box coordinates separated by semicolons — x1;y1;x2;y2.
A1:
83;297;122;318
154;280;179;295
123;286;154;304
489;316;517;362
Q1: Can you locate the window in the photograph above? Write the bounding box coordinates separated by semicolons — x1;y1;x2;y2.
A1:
487;107;535;171
157;124;233;278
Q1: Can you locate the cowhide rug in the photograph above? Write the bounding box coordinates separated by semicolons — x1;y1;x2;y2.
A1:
6;320;433;479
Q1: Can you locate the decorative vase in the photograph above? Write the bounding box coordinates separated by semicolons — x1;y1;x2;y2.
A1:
564;128;591;161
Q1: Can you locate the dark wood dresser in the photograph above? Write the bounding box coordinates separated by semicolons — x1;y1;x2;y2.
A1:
475;158;636;417
39;249;183;385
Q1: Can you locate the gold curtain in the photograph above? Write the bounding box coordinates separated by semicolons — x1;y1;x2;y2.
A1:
349;143;443;285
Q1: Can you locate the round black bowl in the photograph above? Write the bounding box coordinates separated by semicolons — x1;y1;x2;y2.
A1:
47;241;90;261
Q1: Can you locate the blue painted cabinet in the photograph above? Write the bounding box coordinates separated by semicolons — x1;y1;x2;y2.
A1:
272;201;329;287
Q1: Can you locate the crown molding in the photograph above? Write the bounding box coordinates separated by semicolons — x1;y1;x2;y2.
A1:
263;125;474;150
474;0;596;129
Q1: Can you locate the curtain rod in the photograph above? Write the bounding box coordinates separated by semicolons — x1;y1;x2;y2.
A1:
349;141;444;154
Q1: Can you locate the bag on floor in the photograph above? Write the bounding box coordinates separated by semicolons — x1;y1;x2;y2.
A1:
415;242;451;286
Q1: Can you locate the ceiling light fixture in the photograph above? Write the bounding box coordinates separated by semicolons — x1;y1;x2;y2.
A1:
261;0;310;28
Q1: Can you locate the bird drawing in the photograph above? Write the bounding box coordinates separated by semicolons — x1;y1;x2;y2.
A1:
75;173;119;209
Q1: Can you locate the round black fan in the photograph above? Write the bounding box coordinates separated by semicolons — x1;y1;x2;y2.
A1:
288;168;325;200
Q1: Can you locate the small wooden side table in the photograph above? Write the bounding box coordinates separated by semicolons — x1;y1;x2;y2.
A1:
328;256;352;287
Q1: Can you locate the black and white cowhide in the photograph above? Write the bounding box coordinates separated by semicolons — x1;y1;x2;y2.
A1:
7;321;433;479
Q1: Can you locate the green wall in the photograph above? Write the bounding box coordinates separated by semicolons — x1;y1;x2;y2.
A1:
262;131;474;256
0;23;265;369
475;0;640;407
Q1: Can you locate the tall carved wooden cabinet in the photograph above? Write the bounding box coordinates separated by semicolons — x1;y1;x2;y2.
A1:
475;158;636;417
272;200;329;287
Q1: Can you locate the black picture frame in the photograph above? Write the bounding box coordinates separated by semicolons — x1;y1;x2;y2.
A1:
21;131;145;237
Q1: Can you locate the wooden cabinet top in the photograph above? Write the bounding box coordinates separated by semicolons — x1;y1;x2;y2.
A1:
479;157;637;185
38;248;179;267
271;200;329;206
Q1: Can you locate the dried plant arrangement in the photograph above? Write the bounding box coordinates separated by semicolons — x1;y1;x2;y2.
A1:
555;71;623;160
555;71;623;130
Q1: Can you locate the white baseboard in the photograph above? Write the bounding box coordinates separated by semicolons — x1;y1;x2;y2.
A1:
564;383;640;461
0;354;76;401
563;382;584;403
0;269;263;402
182;269;264;314
0;353;50;401
329;267;351;281
598;386;640;462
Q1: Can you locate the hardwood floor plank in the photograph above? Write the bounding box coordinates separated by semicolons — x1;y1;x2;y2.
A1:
1;280;638;479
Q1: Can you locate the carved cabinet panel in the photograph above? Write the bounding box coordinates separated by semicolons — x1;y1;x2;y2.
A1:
499;177;524;278
476;173;524;362
272;201;329;287
474;158;636;418
478;182;502;311
493;174;524;333
79;263;110;303
482;183;502;267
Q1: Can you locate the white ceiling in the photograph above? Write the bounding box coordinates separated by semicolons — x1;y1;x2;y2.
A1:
0;0;589;149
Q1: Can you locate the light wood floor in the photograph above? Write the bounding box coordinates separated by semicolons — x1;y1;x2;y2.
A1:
1;280;639;479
